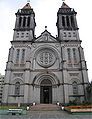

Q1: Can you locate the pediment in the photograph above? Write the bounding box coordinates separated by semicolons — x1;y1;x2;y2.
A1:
35;30;58;42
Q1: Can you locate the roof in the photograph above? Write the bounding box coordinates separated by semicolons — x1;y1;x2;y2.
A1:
35;30;59;42
22;3;31;9
61;2;70;8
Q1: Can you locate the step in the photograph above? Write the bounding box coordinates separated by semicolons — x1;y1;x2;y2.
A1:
30;104;61;111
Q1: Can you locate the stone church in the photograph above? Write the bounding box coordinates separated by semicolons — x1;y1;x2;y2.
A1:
2;2;89;105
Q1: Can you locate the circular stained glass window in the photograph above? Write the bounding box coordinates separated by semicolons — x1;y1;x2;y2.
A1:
36;49;56;68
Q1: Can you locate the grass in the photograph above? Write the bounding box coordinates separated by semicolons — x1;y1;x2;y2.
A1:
0;105;26;110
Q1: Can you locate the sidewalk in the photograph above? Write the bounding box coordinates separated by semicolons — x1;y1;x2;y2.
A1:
0;110;92;119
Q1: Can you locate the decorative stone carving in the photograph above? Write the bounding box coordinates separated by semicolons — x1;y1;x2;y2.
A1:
13;73;23;78
69;73;79;76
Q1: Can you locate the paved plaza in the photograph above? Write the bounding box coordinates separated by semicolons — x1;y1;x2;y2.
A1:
0;111;92;119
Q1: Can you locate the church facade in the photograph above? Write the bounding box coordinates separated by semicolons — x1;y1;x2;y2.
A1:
2;2;89;105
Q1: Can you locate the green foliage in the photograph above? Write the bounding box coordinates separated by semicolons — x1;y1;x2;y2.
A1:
69;100;78;106
86;81;92;103
86;82;92;93
82;101;92;105
0;105;26;110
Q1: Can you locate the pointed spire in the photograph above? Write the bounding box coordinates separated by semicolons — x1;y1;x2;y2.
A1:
22;3;31;9
61;2;70;8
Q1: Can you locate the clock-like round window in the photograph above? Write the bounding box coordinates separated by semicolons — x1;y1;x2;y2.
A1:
36;49;56;68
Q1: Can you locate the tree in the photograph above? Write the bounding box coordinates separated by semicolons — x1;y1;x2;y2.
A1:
86;81;92;103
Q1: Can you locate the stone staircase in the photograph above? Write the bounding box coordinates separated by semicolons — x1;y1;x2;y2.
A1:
30;104;61;111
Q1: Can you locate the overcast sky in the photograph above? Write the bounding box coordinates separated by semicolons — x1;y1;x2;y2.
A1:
0;0;92;82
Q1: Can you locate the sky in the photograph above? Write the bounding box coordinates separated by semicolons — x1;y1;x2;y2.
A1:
0;0;92;82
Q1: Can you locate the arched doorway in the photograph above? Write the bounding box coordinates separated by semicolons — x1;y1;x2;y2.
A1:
40;79;52;104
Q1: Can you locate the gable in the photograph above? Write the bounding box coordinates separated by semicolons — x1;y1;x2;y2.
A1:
35;30;58;42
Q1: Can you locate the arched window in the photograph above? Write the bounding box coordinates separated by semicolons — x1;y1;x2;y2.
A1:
71;16;75;27
62;16;65;27
27;17;30;27
66;16;70;27
21;49;25;63
15;82;20;96
73;48;77;63
72;81;78;95
16;49;20;63
19;17;22;27
23;17;26;27
67;48;71;63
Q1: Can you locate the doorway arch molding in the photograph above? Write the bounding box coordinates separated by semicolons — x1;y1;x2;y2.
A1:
32;73;60;86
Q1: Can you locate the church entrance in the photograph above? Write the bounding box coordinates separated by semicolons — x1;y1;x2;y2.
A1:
40;79;52;104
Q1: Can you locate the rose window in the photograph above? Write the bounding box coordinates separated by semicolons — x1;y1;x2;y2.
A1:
36;49;56;67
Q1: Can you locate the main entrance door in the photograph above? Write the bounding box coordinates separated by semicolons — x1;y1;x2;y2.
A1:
40;79;52;104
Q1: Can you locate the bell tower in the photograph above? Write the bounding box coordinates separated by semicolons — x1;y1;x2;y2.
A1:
56;2;79;41
13;2;36;41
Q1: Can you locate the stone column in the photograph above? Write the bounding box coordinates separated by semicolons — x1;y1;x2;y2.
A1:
24;46;31;104
78;47;89;101
24;69;30;104
21;17;24;27
64;16;67;28
25;17;27;28
74;15;78;28
2;70;11;103
8;47;14;62
15;17;19;28
61;46;69;104
69;16;72;27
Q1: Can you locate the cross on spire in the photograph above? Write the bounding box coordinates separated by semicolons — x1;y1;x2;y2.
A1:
45;26;47;30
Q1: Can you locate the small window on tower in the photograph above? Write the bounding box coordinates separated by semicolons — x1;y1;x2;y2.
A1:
63;32;67;37
26;33;29;37
67;48;71;63
73;48;77;63
16;49;20;63
21;49;25;63
68;32;71;37
73;32;76;37
21;33;24;38
16;33;19;38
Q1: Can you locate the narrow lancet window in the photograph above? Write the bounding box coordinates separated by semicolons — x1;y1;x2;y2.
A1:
16;49;20;63
73;48;77;63
23;17;26;27
67;48;71;63
19;17;22;27
15;82;20;96
21;49;25;63
71;16;75;27
27;17;30;27
72;81;78;95
66;16;70;27
62;16;65;27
